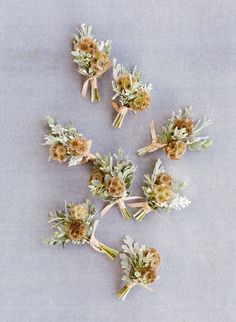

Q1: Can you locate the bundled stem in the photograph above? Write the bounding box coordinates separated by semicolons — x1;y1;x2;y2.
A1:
91;87;100;103
117;284;132;301
98;242;119;260
133;209;147;221
119;206;131;220
113;113;125;128
137;146;150;157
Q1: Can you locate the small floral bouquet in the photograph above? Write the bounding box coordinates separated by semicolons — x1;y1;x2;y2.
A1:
45;200;119;260
111;62;152;128
43;116;95;166
117;236;161;300
137;106;212;159
71;24;112;103
88;149;142;220
129;159;191;221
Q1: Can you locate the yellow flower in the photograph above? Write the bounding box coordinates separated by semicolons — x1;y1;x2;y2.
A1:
69;204;86;221
130;89;151;111
153;184;173;204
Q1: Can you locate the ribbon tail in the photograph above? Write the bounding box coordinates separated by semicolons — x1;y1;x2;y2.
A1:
100;201;117;217
81;78;91;98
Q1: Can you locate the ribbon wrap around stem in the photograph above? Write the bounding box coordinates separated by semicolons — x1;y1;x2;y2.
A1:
100;196;144;220
137;121;167;156
112;102;129;128
117;281;153;301
89;220;119;259
82;76;100;102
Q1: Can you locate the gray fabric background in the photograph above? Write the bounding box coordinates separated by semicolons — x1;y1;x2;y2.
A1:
1;0;235;321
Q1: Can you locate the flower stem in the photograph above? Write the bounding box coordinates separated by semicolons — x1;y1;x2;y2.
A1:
117;284;131;301
98;242;119;260
120;207;131;220
113;113;125;128
137;146;149;157
91;87;100;103
133;209;147;221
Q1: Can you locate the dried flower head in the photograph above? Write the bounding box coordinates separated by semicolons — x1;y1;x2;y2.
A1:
90;169;104;183
130;89;151;111
66;220;88;241
174;118;194;135
50;143;67;162
90;51;111;73
140;267;157;283
153;183;173;204
75;37;98;55
155;173;172;186
68;138;90;157
68;203;86;221
105;177;126;197
164;140;187;160
116;74;138;92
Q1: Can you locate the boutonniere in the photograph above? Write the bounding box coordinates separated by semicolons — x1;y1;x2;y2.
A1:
129;159;191;221
111;62;152;128
118;236;161;300
45;200;119;260
88;149;142;220
71;24;112;103
43;116;95;166
137;106;212;159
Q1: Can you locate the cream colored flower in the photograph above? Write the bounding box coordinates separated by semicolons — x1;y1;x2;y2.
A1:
69;204;86;221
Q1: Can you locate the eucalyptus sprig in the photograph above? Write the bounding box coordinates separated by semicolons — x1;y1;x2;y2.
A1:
45;200;119;260
71;24;112;102
89;149;142;220
111;61;152;128
43;116;95;166
137;106;212;159
118;236;161;300
129;159;191;221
